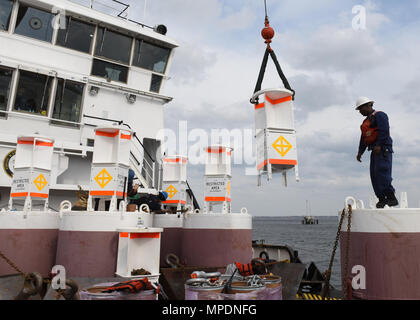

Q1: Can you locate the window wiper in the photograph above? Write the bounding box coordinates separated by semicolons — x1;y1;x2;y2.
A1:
64;16;71;43
136;39;142;64
40;76;49;114
100;27;106;53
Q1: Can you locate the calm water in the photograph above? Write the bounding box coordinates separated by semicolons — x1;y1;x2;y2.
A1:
252;216;342;289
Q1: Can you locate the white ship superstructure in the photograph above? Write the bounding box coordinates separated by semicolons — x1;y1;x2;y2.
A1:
0;0;178;209
0;0;253;285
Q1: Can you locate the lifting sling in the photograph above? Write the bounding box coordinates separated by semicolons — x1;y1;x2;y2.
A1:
252;0;295;104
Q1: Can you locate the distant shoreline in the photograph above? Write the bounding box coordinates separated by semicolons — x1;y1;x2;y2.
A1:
252;216;338;218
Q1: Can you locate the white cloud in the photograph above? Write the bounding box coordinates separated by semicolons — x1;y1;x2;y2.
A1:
218;7;257;31
278;25;387;75
169;43;217;85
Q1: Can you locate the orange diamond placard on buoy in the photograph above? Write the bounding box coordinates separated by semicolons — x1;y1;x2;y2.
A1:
165;185;178;199
33;174;47;191
272;135;292;157
95;169;112;189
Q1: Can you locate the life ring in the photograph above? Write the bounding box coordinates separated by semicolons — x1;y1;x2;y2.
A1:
3;149;15;178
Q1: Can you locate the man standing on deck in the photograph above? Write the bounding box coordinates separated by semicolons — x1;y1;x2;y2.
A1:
355;97;398;208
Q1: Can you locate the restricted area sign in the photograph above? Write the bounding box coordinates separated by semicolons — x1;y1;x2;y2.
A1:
10;168;50;199
205;176;231;202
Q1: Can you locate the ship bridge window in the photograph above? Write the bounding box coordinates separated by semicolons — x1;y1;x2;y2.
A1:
0;0;13;31
0;67;13;116
150;74;163;93
14;70;52;116
52;79;85;124
15;4;54;42
56;17;95;54
91;58;128;83
133;40;171;73
94;27;132;64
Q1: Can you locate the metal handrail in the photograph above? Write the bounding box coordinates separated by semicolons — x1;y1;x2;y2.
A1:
83;114;121;124
130;151;141;166
82;114;155;163
131;155;153;183
119;123;156;163
186;180;201;210
1;110;86;128
130;145;155;187
130;138;154;172
72;0;154;30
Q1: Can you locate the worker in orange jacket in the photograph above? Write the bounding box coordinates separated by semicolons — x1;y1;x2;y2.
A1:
356;97;398;208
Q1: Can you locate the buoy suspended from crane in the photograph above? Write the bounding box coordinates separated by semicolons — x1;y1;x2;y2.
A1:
250;0;299;187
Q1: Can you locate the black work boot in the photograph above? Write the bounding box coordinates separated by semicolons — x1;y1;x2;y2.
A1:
376;196;387;209
386;193;399;207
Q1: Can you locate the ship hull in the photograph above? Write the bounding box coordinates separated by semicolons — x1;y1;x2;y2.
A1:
0;229;58;277
0;212;59;277
182;212;253;267
55;230;119;278
158;227;183;267
182;228;252;266
55;211;149;278
143;213;253;268
153;214;184;267
340;207;420;300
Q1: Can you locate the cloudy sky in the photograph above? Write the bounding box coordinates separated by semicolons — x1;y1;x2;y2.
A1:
120;0;420;216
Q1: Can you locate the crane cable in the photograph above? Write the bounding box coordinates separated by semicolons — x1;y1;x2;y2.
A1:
264;0;268;19
252;0;295;104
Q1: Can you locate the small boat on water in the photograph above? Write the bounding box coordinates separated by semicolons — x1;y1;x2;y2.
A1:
301;201;318;224
302;216;318;225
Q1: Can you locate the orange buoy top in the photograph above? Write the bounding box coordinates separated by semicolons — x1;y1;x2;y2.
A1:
261;18;274;42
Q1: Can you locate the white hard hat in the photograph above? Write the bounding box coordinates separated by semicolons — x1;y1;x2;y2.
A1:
355;97;374;110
